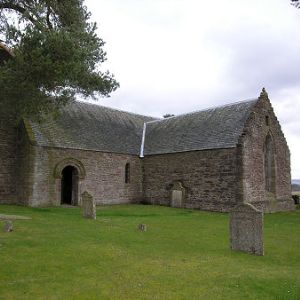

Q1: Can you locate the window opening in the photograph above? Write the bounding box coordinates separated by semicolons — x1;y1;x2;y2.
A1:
125;163;130;183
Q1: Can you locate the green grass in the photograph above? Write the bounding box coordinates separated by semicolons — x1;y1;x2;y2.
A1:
0;204;299;300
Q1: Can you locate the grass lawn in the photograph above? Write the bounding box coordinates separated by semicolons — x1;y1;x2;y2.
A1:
0;204;299;300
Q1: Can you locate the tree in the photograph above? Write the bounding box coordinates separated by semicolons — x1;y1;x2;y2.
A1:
0;0;119;119
291;0;300;8
163;113;175;118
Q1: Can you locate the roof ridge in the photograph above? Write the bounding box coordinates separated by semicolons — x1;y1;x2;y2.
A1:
145;98;259;125
75;100;159;120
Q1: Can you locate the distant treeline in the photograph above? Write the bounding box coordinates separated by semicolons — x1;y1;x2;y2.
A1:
292;184;300;192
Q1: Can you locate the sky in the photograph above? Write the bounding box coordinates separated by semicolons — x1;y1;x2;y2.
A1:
84;0;300;179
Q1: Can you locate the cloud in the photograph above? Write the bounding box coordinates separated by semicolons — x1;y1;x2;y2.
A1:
85;0;300;177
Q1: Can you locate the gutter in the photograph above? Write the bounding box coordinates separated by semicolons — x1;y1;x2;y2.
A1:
140;122;147;158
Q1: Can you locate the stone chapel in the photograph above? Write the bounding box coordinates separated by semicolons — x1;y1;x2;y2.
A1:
0;43;294;212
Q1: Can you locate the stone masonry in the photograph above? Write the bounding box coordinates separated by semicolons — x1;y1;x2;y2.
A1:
0;89;294;212
238;92;294;212
143;148;238;212
0;108;17;204
16;139;143;207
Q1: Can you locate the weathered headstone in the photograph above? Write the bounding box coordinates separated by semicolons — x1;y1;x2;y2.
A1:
0;214;31;221
171;181;186;208
3;220;13;232
138;224;147;231
81;191;96;219
230;203;264;256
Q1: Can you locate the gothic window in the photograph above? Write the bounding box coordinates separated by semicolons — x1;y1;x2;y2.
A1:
125;163;130;183
265;115;270;126
264;134;275;193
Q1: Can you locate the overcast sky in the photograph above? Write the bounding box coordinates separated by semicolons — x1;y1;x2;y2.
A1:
85;0;300;179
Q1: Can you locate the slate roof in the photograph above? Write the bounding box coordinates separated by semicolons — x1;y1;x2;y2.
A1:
28;98;259;156
29;101;157;155
142;99;259;155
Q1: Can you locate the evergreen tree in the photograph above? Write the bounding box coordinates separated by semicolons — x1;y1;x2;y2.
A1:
0;0;119;119
291;0;300;8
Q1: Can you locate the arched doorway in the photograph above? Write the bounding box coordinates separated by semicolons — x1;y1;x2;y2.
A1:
61;166;79;205
53;158;86;206
264;134;276;194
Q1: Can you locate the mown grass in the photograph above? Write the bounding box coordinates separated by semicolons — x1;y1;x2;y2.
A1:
0;204;299;299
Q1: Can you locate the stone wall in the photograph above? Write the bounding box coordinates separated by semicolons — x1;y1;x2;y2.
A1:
142;148;239;212
23;144;143;207
0;109;17;204
1;94;293;212
240;94;294;212
15;121;36;205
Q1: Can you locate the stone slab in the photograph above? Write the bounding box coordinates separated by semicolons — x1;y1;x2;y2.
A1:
81;191;96;220
0;214;32;220
3;220;13;232
229;202;264;256
170;181;186;208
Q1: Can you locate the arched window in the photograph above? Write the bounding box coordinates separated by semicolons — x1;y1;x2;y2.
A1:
265;115;270;126
264;134;275;194
125;163;130;183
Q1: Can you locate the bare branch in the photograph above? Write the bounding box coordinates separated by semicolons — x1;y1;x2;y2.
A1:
46;4;53;29
0;1;38;26
291;0;300;8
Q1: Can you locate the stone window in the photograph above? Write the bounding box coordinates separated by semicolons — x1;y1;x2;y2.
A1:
264;134;275;193
265;115;270;126
125;163;130;183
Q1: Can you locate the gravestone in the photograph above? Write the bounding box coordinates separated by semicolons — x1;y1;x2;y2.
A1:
81;191;96;220
230;203;264;256
171;181;186;208
3;220;13;232
138;224;147;232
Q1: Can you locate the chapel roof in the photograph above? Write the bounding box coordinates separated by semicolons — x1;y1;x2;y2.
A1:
143;99;258;155
28;98;259;156
29;101;157;155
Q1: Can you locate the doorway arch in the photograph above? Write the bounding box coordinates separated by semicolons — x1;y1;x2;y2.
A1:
53;158;86;206
61;166;79;205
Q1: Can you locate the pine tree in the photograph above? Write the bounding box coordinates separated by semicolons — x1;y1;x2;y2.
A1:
0;0;119;119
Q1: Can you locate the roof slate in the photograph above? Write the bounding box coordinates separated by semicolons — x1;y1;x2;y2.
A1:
143;99;258;155
28;99;258;156
29;101;157;155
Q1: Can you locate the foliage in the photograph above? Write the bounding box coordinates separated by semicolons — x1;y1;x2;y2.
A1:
163;113;175;118
0;0;119;119
292;183;300;192
292;194;299;204
291;0;300;8
0;204;300;299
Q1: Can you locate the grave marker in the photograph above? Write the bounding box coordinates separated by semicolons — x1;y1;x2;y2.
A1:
81;191;96;220
230;203;264;256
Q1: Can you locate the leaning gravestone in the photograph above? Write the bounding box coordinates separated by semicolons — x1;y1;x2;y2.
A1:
171;181;186;208
81;191;96;220
138;224;147;232
3;220;13;232
229;203;264;256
